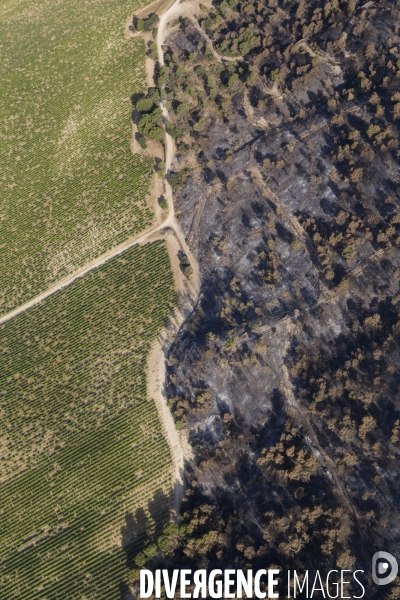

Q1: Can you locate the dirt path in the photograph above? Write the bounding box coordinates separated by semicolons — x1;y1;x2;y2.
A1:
190;16;241;63
147;230;196;516
141;0;201;514
157;0;201;292
156;0;184;65
147;337;185;516
157;0;241;65
0;224;166;326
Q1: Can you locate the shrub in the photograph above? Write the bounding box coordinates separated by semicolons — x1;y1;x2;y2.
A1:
157;65;168;88
176;103;189;117
169;172;183;191
228;73;239;88
342;245;355;259
148;42;158;61
239;40;251;55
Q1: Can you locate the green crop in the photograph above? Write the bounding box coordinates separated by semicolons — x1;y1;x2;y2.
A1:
0;0;155;316
0;242;176;599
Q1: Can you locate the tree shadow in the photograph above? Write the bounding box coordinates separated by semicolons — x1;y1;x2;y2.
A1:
119;488;172;598
120;506;148;569
119;582;135;600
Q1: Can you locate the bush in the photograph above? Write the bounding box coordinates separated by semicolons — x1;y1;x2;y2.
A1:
270;69;279;82
156;65;168;88
176;65;186;78
148;88;160;102
169;172;182;191
148;41;158;61
157;523;179;553
219;0;229;14
179;253;190;267
176;103;189;117
239;40;251;55
342;245;355;259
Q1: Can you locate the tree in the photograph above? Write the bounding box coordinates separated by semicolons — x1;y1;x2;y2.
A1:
228;73;239;88
138;110;164;141
156;161;165;176
136;97;154;113
166;121;180;138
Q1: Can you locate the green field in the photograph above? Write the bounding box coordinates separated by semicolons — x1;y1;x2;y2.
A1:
0;0;155;315
0;242;175;599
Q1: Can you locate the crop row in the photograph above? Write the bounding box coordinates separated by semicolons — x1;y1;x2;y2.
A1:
0;0;153;316
0;241;176;598
0;472;172;600
0;245;174;477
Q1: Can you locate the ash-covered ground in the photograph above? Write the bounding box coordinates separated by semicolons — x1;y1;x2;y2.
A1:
135;0;400;596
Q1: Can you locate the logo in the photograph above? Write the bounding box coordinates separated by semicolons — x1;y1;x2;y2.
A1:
372;551;398;586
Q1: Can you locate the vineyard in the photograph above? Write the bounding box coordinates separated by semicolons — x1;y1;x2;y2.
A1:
0;0;155;316
0;242;176;599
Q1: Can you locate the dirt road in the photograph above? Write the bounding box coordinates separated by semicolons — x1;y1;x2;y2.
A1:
156;0;200;290
0;225;164;326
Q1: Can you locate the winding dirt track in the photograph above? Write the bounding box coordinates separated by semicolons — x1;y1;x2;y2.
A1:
148;0;200;515
157;0;200;286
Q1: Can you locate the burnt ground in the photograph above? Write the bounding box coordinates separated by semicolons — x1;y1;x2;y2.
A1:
132;0;400;597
